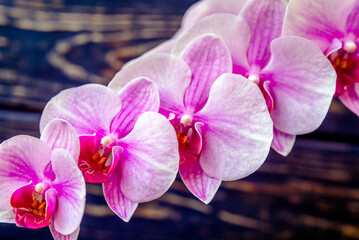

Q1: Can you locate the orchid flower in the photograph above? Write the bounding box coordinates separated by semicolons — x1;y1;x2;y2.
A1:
283;0;359;116
0;119;85;240
109;34;273;204
171;0;337;156
39;78;179;222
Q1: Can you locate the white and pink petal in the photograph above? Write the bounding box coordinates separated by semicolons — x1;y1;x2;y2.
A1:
173;14;251;72
103;166;138;222
180;34;232;112
283;0;355;51
50;149;85;235
179;161;221;204
41;118;80;161
240;0;287;68
109;53;192;117
262;36;336;135
118;112;179;203
40;84;122;137
110;77;160;138
195;73;273;181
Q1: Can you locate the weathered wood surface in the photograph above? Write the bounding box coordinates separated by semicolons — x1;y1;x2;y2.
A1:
0;1;359;239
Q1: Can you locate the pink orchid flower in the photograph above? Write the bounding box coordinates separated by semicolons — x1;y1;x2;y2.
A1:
171;0;337;156
40;78;179;221
283;0;359;116
0;119;85;240
109;34;273;203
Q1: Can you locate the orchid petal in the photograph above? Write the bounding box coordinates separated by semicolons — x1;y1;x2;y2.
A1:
173;14;251;71
262;36;336;134
346;0;359;36
283;0;355;51
41;118;80;162
271;128;296;156
45;188;57;221
50;223;80;240
180;34;232;112
40;84;122;137
0;136;51;210
179;161;221;204
51;149;85;235
0;210;15;223
339;84;359;117
196;73;273;181
110;77;160;138
240;0;287;68
109;53;192;117
180;0;247;34
118;112;179;203
103;167;138;222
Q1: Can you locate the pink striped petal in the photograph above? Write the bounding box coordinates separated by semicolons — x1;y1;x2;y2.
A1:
109;53;191;117
180;34;232;112
0;136;51;210
179;161;221;204
339;84;359;117
51;149;85;235
110;77;160;138
283;0;355;51
195;74;273;181
173;14;251;71
346;0;359;35
41;118;80;162
103;167;138;222
40;84;122;137
271;128;296;157
180;0;248;34
262;37;336;134
118;112;179;203
241;0;287;68
50;223;80;240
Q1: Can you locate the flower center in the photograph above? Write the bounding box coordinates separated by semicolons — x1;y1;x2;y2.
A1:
171;115;202;167
10;182;56;229
328;45;358;96
78;135;116;183
247;66;273;112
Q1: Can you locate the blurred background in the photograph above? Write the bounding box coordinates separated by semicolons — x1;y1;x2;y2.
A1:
0;0;359;239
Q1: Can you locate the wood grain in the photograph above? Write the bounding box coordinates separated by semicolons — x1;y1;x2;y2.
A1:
0;1;358;240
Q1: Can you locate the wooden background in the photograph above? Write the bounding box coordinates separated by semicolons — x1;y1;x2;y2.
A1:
0;0;359;239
